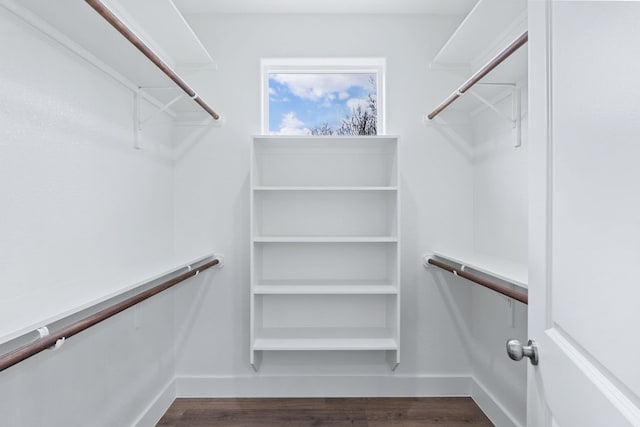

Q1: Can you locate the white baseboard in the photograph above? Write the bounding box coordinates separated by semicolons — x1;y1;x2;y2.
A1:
175;374;472;398
470;377;524;427
147;374;523;427
133;379;176;427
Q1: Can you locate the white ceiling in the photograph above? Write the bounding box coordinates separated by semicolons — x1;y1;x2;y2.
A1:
173;0;478;15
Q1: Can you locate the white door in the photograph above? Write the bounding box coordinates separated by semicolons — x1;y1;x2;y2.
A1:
526;1;640;426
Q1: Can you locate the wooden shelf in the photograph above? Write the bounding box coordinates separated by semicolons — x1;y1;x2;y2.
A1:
432;250;527;290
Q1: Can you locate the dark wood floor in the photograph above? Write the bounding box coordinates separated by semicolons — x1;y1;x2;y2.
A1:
157;397;494;426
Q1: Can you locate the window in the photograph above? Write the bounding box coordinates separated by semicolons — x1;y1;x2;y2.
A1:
262;58;385;135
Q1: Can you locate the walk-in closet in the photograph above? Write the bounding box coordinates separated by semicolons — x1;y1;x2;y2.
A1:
1;1;638;426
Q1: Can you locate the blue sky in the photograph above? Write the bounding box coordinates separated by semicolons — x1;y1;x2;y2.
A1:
268;73;376;134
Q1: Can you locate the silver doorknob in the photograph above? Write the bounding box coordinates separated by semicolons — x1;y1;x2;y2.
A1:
506;339;539;365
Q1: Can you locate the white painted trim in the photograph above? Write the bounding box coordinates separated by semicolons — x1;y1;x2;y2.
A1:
133;379;176;427
261;57;387;69
111;373;525;425
470;377;524;427
175;374;471;398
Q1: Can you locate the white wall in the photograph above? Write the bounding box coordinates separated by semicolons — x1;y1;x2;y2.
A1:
424;86;529;426
473;86;528;263
0;5;528;425
470;81;528;426
0;7;179;426
172;12;478;395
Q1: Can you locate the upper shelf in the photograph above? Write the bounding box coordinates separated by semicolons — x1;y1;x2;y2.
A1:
101;0;213;70
432;0;528;70
3;0;217;117
426;0;528;123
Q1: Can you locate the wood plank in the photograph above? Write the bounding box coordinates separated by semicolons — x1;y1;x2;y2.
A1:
157;397;493;426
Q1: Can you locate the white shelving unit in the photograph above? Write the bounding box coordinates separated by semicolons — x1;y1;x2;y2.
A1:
250;136;400;370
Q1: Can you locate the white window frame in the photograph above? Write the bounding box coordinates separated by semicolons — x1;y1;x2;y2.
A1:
261;57;386;135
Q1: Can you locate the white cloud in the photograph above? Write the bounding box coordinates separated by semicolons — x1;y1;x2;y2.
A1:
269;87;277;95
278;112;310;135
346;97;369;111
271;73;372;102
338;91;350;100
281;112;303;128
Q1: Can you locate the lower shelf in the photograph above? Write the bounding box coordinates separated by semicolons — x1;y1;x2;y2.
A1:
253;337;398;351
251;327;400;371
250;329;400;371
254;280;397;295
253;327;397;351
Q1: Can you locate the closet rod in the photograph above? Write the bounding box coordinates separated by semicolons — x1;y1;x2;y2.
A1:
84;0;221;121
427;257;528;305
427;31;528;120
0;256;221;373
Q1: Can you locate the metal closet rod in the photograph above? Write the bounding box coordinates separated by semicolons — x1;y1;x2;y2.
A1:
0;256;221;373
427;257;528;305
427;31;529;120
84;0;221;121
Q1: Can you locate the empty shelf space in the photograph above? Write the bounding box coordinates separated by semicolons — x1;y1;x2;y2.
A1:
431;250;527;289
254;280;398;295
253;242;398;286
252;136;398;187
253;188;397;238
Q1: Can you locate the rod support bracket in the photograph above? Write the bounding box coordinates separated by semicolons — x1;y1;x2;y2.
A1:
49;337;65;351
213;254;225;269
36;326;65;351
423;253;435;268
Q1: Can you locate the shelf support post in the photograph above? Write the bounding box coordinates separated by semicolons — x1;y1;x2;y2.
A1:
133;90;141;150
514;84;522;148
